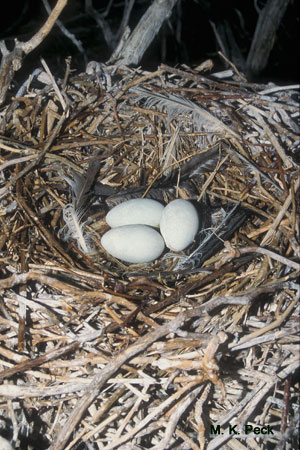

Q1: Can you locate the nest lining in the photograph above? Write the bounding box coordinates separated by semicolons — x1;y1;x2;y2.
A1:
0;62;299;449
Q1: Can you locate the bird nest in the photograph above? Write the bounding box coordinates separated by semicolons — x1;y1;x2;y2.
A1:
0;62;299;450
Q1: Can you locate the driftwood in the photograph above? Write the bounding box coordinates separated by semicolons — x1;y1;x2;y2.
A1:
0;58;299;449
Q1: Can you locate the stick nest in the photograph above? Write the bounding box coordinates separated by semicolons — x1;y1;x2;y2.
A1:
0;62;299;449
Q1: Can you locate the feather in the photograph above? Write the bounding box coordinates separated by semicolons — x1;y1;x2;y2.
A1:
228;147;283;194
60;159;101;254
61;203;94;254
173;204;247;271
102;179;202;209
132;87;240;139
64;159;102;210
178;146;222;178
131;89;283;194
100;146;223;208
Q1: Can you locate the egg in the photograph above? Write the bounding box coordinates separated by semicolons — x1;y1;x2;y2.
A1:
160;199;199;251
101;225;165;263
0;436;14;450
106;198;164;228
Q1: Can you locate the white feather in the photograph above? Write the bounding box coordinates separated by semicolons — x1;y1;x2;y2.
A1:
61;203;94;254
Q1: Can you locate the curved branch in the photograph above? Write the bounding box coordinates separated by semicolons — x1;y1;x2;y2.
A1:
0;0;68;105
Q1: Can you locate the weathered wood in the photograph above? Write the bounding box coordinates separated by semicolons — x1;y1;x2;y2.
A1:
108;0;179;66
0;0;68;105
246;0;290;76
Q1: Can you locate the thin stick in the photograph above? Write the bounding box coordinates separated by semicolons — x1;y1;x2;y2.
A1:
49;285;285;450
261;176;300;246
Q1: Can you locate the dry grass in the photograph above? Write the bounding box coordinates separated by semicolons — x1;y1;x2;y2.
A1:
0;62;299;450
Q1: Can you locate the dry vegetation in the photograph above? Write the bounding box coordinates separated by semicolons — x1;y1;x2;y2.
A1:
0;61;299;449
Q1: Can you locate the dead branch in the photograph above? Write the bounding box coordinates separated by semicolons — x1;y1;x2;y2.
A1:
0;0;68;105
246;0;290;76
108;0;179;66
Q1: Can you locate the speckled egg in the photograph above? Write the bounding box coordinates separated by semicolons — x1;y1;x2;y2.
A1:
160;199;199;251
106;198;164;228
101;224;165;263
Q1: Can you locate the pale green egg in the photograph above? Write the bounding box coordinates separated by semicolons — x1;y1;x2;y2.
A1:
106;198;164;228
101;224;165;263
160;199;199;251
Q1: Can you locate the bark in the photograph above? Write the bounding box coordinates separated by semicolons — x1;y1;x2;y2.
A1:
108;0;179;66
0;0;68;105
246;0;290;76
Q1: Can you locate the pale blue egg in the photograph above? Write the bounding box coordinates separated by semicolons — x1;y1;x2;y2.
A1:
160;199;199;251
101;225;165;263
106;198;164;228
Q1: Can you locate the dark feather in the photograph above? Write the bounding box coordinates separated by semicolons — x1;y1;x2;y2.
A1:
177;146;222;179
94;145;223;208
73;159;102;210
173;204;248;271
228;148;283;194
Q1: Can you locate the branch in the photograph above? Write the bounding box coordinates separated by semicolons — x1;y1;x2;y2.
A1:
246;0;290;76
0;0;68;105
108;0;179;66
49;285;284;450
20;0;69;55
85;0;116;50
42;0;85;59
